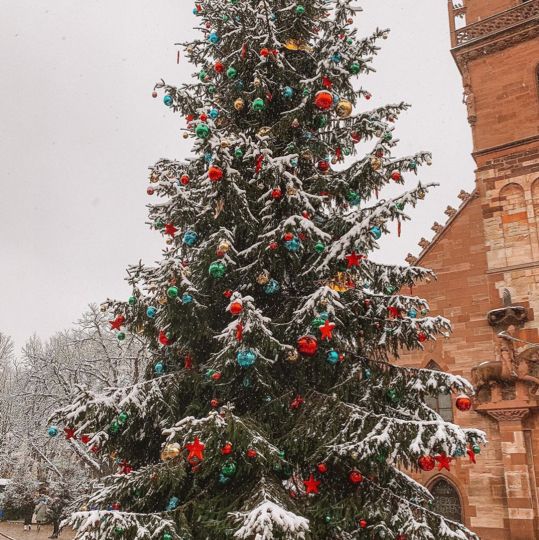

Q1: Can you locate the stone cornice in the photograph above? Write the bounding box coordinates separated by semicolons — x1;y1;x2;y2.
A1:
485;408;530;422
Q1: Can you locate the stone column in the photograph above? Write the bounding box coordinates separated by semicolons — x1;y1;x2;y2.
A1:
487;408;536;540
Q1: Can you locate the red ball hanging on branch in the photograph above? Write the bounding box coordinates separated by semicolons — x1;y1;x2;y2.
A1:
418;455;435;472
290;394;305;410
229;301;243;315
317;463;328;474
297;335;318;357
271;187;282;200
246;448;257;459
180;174;190;186
283;232;294;242
358;519;368;529
417;331;428;343
317;160;330;172
348;470;363;484
455;394;472;411
214;60;224;73
208;165;223;182
221;442;233;455
391;170;402;182
210;398;219;408
313;90;333;110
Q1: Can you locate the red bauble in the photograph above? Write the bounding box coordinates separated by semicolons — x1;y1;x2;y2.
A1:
314;90;333;110
297;335;318;357
417;331;427;343
317;160;330;172
208;165;223;182
147;187;155;195
180;174;190;185
210;398;219;408
348;470;363;484
301;210;310;219
365;92;372;100
246;448;257;459
391;170;402;181
271;188;282;199
317;463;328;474
229;301;243;315
455;394;472;411
111;502;121;511
200;113;208;122
260;48;270;57
221;442;233;455
359;519;367;529
418;455;435;472
283;232;294;242
268;241;279;250
351;132;361;143
223;289;233;298
214;60;224;73
152;91;158;98
211;371;222;381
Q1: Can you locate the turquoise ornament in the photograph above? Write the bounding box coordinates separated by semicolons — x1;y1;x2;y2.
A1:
296;5;305;14
331;53;341;63
218;473;231;485
284;237;300;252
182;230;198;246
163;95;173;107
237;349;257;367
209;261;227;278
182;293;193;304
408;308;417;318
128;295;136;305
47;426;59;437
146;306;157;318
326;350;339;365
154;362;165;375
370;226;382;239
282;86;294;98
209;108;219;119
208;32;220;44
264;279;280;294
166;497;180;511
453;447;465;457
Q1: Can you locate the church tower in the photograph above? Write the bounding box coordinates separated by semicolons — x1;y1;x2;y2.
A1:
397;3;539;539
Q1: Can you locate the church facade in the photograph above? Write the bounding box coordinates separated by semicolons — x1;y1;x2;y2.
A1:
398;1;539;539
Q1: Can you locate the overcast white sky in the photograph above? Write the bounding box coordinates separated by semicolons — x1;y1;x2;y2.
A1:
0;0;475;349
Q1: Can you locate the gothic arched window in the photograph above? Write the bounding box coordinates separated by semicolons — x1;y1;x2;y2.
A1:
425;361;453;422
430;479;462;523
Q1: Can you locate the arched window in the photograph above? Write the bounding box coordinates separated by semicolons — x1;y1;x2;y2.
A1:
425;361;453;422
430;479;462;523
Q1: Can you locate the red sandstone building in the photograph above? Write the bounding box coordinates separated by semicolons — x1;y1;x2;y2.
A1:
399;1;539;538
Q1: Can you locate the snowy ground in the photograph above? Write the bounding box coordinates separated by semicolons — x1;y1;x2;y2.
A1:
0;523;73;540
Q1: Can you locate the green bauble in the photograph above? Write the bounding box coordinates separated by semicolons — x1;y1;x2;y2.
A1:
114;527;125;536
167;286;179;299
195;123;211;139
385;285;396;294
472;444;481;455
109;420;120;434
347;191;361;205
198;70;207;81
117;332;126;341
208;84;216;94
118;411;129;425
128;295;136;305
222;14;229;21
221;460;237;478
162;534;173;540
226;66;237;79
234;147;244;158
155;219;164;229
252;98;265;111
349;61;361;74
375;451;387;463
209;261;227;278
395;202;405;211
296;5;305;14
314;114;328;128
346;37;353;45
324;515;332;524
386;388;398;402
311;317;325;331
383;132;393;142
314;241;325;254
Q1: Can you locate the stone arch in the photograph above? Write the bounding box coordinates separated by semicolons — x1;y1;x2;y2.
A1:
428;477;463;523
499;182;531;266
424;361;453;422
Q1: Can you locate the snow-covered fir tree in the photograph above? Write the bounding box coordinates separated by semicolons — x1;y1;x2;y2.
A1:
51;0;486;538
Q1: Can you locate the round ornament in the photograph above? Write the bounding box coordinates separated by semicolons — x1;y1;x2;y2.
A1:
317;160;330;172
208;165;223;182
297;335;318;357
182;230;198;246
218;240;231;253
264;279;280;294
326;350;339;365
472;444;481;455
208;31;220;44
160;443;181;461
209;261;227;278
214;60;224;72
370;226;382;239
336;100;353;118
128;295;136;305
221;460;237;478
167;286;179;299
295;5;305;14
226;66;237;79
180;174;190;186
47;426;59;437
146;306;157;318
317;463;328;474
349;62;361;74
256;270;270;285
314;241;325;254
284;237;300;252
117;332;126;341
229;301;243;315
314;90;333;110
234;98;245;111
252;98;265;111
286;349;300;364
271;187;282;200
237;349;257;367
282;86;294;98
348;470;363;484
455;395;472;411
418;455;435;471
163;95;173;107
182;293;193;304
221;442;233;455
195;123;210;139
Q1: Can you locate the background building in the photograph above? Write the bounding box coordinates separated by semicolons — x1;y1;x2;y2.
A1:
399;1;539;538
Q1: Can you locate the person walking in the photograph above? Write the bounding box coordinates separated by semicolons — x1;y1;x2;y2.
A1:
34;497;49;532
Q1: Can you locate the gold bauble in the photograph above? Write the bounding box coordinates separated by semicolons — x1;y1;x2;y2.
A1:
283;38;313;52
256;270;270;285
220;139;231;149
257;126;272;137
286;185;298;196
218;240;231;253
234;98;245;111
328;272;349;293
370;157;382;171
300;150;314;162
149;173;159;183
160;443;182;462
158;295;168;305
417;189;426;200
336;100;353;118
286;349;300;364
253;78;261;87
182;132;189;139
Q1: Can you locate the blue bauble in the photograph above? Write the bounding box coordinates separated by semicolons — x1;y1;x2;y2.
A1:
370;226;382;239
282;86;294;99
154;362;165;375
331;53;341;63
183;230;198;246
453;447;466;457
146;306;157;318
47;426;59;437
192;7;198;14
208;32;220;44
264;279;280;295
182;293;193;304
204;152;213;163
290;158;298;167
166;497;180;511
163;95;173;107
319;311;329;321
326;350;339;365
237;349;257;367
284;237;300;252
408;308;418;319
209;108;219;119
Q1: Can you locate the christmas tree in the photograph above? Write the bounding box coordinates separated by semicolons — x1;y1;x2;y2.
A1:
52;0;486;538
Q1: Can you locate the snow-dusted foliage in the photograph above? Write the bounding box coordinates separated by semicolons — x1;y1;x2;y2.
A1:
50;0;485;538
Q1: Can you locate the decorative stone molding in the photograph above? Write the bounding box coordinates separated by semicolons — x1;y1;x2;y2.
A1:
431;222;444;234
485;408;530;422
405;253;418;265
457;190;471;202
418;238;431;250
487;306;528;328
444;206;457;218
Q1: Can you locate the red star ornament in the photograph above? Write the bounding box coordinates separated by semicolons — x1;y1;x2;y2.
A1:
109;315;125;330
303;474;321;494
186;436;205;465
388;306;399;319
319;319;335;341
236;322;243;342
467;447;476;464
64;427;76;440
435;453;452;471
164;223;178;236
345;251;362;268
